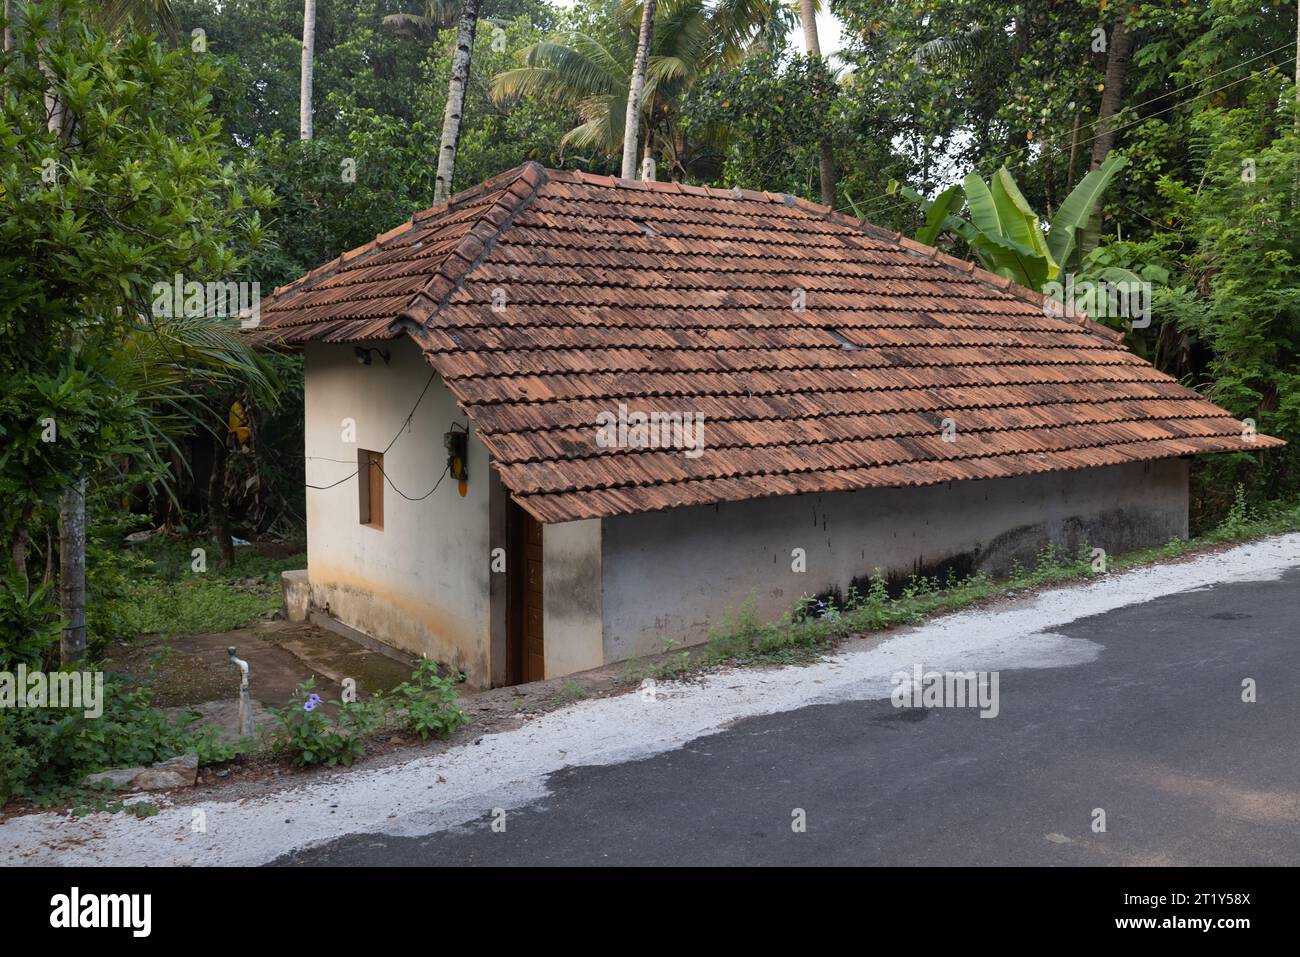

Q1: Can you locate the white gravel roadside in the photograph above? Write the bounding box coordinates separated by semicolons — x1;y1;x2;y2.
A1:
4;532;1297;866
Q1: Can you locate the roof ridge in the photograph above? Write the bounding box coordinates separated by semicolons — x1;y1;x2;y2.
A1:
263;162;541;304
398;163;549;335
537;168;1126;345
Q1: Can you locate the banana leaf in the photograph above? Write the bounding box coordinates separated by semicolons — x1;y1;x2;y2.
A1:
991;167;1058;281
910;183;965;247
1047;153;1129;270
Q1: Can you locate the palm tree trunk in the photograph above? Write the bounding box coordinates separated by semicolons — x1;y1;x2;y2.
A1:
434;0;481;203
798;0;820;56
4;0;13;52
797;0;837;206
300;0;316;140
59;477;86;665
1079;15;1132;258
621;0;658;180
1066;109;1081;191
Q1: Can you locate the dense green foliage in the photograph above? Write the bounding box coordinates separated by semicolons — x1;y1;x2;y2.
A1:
0;677;237;806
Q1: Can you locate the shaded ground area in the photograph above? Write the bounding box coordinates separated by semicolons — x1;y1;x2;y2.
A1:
276;567;1300;866
102;620;413;740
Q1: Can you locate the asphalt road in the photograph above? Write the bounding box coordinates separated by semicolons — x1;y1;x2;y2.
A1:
274;566;1299;866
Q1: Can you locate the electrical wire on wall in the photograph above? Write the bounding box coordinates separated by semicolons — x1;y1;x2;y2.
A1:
305;369;445;495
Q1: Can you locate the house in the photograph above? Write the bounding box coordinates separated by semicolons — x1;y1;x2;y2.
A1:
253;162;1282;688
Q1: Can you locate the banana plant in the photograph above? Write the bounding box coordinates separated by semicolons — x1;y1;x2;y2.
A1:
902;153;1128;292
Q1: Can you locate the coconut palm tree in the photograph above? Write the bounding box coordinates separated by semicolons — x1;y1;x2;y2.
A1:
795;0;835;205
493;0;771;179
435;0;482;201
382;0;480;203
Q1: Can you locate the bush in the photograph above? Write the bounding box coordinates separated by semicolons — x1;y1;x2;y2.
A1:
0;576;62;670
0;676;236;807
267;662;467;767
376;659;466;741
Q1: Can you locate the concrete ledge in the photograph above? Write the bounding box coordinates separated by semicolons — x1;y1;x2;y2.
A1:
281;569;310;622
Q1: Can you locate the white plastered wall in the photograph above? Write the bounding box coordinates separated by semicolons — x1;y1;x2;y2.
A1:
302;338;493;684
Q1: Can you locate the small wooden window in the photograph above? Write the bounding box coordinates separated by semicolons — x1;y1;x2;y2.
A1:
358;449;383;529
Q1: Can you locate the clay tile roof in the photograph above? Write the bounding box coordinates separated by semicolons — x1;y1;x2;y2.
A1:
253;162;1284;523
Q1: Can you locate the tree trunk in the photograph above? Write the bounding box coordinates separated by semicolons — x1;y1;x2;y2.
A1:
1079;15;1132;258
4;0;13;52
210;426;235;565
59;477;86;665
1066;110;1081;191
798;0;820;57
209;423;235;561
11;502;32;585
621;0;658;180
797;0;837;206
300;0;316;140
434;0;481;203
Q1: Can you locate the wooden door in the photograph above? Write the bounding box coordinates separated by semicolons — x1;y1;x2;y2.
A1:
508;501;544;683
522;512;545;681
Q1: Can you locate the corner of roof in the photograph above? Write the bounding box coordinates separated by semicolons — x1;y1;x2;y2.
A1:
397;162;550;334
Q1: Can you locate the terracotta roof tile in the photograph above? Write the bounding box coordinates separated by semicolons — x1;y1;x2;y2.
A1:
252;163;1284;521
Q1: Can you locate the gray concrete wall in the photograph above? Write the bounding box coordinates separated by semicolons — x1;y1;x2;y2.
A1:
598;459;1189;663
542;518;604;677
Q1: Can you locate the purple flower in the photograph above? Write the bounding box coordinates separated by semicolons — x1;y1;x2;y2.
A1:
308;693;321;705
303;699;317;712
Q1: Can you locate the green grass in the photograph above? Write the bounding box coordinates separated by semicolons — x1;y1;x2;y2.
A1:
116;538;305;637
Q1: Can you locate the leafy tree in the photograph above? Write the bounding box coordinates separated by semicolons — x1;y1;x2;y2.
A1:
683;48;851;198
492;0;775;178
0;0;274;655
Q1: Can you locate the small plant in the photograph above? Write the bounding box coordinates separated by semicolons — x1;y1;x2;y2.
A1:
375;659;466;741
647;638;691;679
551;679;586;707
0;576;62;670
267;678;375;767
1216;484;1254;538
